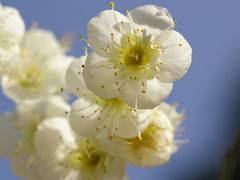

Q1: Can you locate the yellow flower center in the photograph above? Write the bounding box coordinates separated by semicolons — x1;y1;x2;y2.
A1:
110;33;162;81
64;139;110;179
17;64;44;88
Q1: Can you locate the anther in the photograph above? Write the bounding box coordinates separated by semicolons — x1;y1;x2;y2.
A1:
109;2;115;8
78;35;83;39
108;135;113;139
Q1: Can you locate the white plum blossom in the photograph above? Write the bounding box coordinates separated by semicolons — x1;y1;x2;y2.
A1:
108;102;184;167
0;4;25;74
0;96;70;180
34;117;127;180
1;28;73;102
66;56;152;139
82;4;192;109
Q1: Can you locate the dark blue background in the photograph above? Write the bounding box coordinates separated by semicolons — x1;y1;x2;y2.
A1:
1;0;240;179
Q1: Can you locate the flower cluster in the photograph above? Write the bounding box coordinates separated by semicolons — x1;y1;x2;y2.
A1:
0;2;191;180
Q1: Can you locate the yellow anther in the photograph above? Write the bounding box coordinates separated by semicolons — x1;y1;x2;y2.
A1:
125;9;129;13
179;43;182;47
138;135;142;141
174;21;177;25
78;35;83;39
109;2;115;8
108;135;113;139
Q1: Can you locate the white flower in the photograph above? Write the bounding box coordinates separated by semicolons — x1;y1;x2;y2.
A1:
0;96;70;180
1;28;73;102
109;102;184;167
0;5;25;75
66;55;151;139
34;117;127;180
81;4;192;109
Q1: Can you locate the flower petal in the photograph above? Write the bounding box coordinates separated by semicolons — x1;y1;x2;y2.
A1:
17;96;70;119
66;55;90;95
156;30;192;82
0;113;19;158
107;109;151;139
34;117;77;164
83;52;119;99
120;78;173;109
0;5;25;49
129;5;174;39
70;97;104;137
21;28;63;60
158;102;184;130
87;10;130;57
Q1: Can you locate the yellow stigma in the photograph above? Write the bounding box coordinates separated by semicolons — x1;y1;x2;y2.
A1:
109;2;115;8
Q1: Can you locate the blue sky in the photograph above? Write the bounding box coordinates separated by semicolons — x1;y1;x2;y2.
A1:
0;0;240;179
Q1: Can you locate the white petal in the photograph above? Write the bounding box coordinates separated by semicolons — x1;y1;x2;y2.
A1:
70;95;151;139
102;156;126;180
42;166;74;180
66;55;90;95
156;30;192;82
34;117;77;164
11;154;42;180
158;102;184;130
70;97;104;137
0;113;19;157
0;5;25;49
108;109;151;139
120;78;173;109
0;45;19;66
129;5;174;39
87;10;130;57
21;28;63;60
83;52;119;99
48;54;74;89
17;96;70;119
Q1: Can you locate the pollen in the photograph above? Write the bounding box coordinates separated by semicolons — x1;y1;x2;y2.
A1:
109;2;115;8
